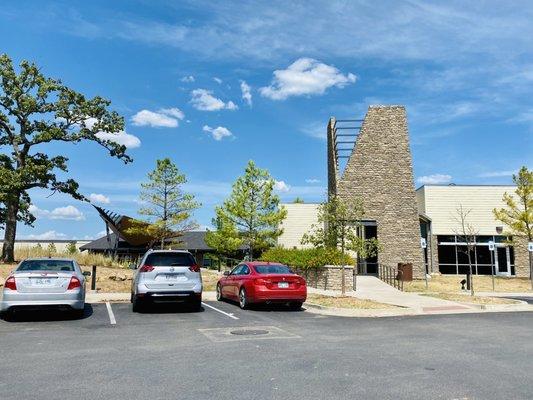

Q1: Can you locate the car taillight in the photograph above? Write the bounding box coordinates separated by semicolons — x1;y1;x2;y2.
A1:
67;276;81;290
139;265;155;272
189;264;200;272
255;278;271;285
5;276;17;290
299;278;306;286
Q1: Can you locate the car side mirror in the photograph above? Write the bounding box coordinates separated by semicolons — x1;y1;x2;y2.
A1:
129;263;137;270
223;271;230;276
83;271;91;277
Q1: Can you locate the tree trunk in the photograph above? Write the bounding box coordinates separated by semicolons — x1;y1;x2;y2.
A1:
2;199;20;263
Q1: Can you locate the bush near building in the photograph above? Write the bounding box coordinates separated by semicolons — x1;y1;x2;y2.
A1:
260;247;354;270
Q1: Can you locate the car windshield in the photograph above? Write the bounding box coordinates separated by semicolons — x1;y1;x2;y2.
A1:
17;260;75;272
254;264;292;274
145;252;195;266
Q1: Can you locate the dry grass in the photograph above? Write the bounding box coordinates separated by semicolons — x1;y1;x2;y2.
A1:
307;294;398;309
404;275;532;293
0;263;221;293
14;247;129;268
420;292;521;305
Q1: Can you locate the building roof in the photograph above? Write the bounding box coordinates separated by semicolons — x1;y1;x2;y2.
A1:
80;231;217;252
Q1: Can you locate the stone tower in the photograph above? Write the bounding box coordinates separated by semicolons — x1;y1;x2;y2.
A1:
328;105;425;277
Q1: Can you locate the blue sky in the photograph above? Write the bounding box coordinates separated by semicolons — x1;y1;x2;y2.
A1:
1;0;532;240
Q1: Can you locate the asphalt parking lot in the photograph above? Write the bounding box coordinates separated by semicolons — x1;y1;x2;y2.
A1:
1;301;532;400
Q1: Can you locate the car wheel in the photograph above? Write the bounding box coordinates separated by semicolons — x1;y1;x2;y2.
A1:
190;299;202;311
216;284;224;301
289;302;303;311
132;295;144;313
239;287;248;310
130;292;134;303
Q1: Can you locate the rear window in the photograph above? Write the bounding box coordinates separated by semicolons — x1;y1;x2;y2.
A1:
17;260;75;272
144;252;196;267
253;264;292;274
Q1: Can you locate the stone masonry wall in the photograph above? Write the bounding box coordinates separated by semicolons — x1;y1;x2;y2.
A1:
335;106;425;277
514;236;530;278
296;266;354;291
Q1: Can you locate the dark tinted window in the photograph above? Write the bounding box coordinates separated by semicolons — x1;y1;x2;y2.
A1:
144;252;195;266
18;260;74;272
254;265;292;274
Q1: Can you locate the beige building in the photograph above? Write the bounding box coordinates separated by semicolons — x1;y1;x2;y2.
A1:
278;184;530;277
417;185;529;278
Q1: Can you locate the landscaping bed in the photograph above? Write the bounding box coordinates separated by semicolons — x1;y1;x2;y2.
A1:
306;294;398;309
404;275;532;293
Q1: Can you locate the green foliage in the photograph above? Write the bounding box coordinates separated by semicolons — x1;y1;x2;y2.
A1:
205;215;243;257
293;197;305;204
301;196;380;259
212;160;287;258
260;247;354;269
494;166;533;241
66;242;78;254
131;158;200;248
0;54;131;261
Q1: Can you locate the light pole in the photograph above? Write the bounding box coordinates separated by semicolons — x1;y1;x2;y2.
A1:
488;240;495;291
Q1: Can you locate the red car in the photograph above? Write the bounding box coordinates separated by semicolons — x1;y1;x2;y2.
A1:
216;262;307;310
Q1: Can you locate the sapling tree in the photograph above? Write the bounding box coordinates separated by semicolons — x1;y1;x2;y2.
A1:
453;205;478;296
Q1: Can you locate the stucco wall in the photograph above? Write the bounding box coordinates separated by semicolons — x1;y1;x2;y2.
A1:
278;203;320;249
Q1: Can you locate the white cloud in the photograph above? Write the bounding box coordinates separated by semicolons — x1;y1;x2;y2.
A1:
417;174;452;185
29;205;85;221
181;75;195;83
131;108;184;128
305;178;320;184
202;125;234;141
478;170;517;178
300;121;326;140
190;89;238;111
95;130;141;148
74;117;141;149
240;80;252;106
260;58;356;100
89;193;110;204
22;230;68;240
274;180;291;192
213;77;223;84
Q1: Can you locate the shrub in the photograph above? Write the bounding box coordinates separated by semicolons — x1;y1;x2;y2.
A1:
13;246;129;268
260;247;354;270
66;242;78;254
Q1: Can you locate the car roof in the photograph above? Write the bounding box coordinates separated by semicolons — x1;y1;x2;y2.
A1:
21;258;75;262
245;261;286;267
146;249;190;253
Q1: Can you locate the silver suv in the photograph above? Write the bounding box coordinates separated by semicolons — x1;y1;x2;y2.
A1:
130;250;202;312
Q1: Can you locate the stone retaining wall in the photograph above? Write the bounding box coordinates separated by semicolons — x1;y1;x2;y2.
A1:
295;265;354;291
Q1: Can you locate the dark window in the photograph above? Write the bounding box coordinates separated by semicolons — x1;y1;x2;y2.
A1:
238;266;250;275
457;246;474;265
475;246;492;265
475;236;493;243
144;252;195;267
17;260;74;272
458;264;471;274
438;245;456;264
439;264;457;274
438;235;456;244
477;264;493;275
254;265;292;274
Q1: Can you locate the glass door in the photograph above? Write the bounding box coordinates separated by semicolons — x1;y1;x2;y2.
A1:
495;247;511;276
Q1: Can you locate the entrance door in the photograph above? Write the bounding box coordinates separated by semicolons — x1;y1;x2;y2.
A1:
495;247;511;276
358;224;378;275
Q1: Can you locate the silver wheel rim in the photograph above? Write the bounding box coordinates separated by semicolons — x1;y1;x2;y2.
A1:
239;290;246;308
216;285;221;300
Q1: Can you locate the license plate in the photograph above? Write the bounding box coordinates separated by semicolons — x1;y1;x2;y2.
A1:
278;282;289;288
164;274;184;280
32;278;53;285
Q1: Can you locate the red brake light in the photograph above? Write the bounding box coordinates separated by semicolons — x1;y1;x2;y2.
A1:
139;265;155;273
5;276;17;291
254;278;271;285
67;276;81;290
189;264;200;272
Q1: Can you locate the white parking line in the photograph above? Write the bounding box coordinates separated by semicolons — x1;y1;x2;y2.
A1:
202;302;239;320
105;302;117;325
